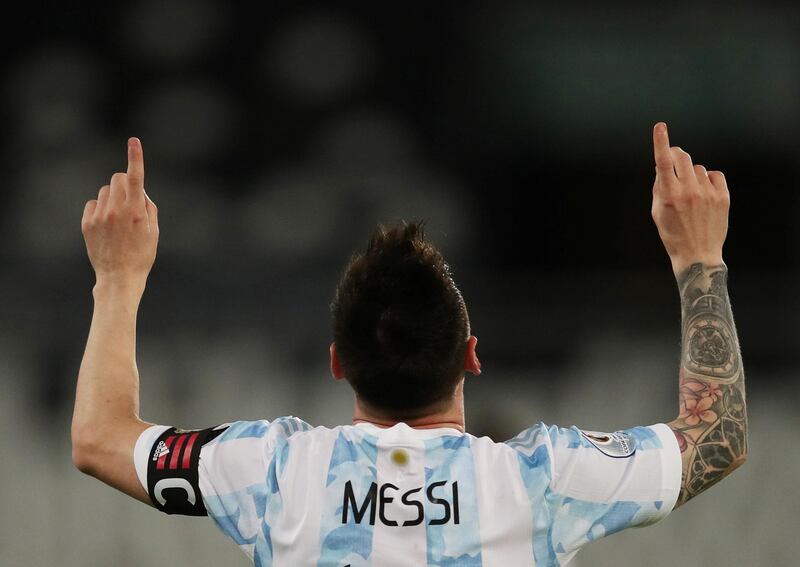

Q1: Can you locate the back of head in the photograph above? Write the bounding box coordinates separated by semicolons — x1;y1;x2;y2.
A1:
331;222;470;419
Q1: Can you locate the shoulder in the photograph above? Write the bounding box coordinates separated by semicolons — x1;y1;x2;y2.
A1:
504;423;670;456
200;417;332;467
211;416;318;445
503;421;556;456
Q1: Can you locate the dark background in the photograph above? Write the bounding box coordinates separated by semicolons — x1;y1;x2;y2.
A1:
1;2;797;565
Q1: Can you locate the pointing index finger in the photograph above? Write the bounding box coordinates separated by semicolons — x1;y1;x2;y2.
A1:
653;122;674;178
127;137;145;197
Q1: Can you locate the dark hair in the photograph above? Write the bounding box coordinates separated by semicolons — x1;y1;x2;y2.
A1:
331;221;470;418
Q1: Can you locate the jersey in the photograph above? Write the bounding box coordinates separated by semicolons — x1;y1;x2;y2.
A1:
133;418;681;567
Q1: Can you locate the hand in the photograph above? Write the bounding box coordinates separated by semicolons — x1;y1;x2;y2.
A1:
650;122;730;275
82;138;159;288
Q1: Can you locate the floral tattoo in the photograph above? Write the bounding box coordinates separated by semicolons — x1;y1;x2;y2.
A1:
671;263;747;507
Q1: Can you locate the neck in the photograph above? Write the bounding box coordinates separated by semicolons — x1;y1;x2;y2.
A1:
352;380;466;433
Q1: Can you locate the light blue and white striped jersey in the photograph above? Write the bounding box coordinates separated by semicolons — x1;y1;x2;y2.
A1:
134;418;681;566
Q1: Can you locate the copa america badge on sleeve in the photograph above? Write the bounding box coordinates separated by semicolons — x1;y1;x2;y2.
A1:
580;430;637;458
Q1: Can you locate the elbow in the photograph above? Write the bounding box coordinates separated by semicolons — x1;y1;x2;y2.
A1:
729;451;748;474
72;446;96;476
727;429;749;474
71;418;145;476
71;428;100;476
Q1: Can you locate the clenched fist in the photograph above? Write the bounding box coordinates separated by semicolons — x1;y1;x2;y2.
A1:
82;138;159;287
650;122;730;275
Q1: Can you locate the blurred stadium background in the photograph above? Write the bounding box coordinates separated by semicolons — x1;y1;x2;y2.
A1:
1;2;799;565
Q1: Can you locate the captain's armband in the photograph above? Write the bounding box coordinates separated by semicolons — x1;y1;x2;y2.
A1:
145;425;228;516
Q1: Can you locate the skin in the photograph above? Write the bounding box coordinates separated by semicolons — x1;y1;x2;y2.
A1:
72;138;157;504
72;123;747;513
652;122;748;507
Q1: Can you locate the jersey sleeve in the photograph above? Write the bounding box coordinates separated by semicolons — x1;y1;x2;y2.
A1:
133;417;313;555
506;422;681;562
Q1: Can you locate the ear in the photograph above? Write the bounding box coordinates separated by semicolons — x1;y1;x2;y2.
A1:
330;342;345;380
464;335;481;375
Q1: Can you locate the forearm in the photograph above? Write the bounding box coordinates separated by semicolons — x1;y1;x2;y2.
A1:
72;280;150;467
668;262;748;506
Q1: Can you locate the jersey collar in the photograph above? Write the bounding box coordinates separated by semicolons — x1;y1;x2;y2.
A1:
353;421;465;438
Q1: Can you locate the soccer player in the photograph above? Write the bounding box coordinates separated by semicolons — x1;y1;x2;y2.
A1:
71;122;747;566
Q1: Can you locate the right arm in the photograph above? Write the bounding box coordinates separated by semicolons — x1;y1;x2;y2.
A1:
650;122;748;508
71;138;159;505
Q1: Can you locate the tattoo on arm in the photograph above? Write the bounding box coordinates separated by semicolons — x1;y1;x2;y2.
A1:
670;263;748;508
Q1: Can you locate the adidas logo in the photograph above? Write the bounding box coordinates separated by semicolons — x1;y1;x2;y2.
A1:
152;440;170;461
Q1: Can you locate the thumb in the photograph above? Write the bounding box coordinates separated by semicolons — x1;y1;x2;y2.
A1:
144;191;159;230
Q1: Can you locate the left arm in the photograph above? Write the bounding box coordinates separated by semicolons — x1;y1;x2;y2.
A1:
667;262;747;508
71;138;159;504
649;122;748;508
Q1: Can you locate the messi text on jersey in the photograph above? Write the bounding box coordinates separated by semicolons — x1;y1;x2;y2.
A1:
342;480;460;526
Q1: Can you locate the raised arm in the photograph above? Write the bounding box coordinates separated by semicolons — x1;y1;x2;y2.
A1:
71;138;159;504
650;123;748;508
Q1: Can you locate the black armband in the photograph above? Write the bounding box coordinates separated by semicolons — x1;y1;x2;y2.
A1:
146;425;228;516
